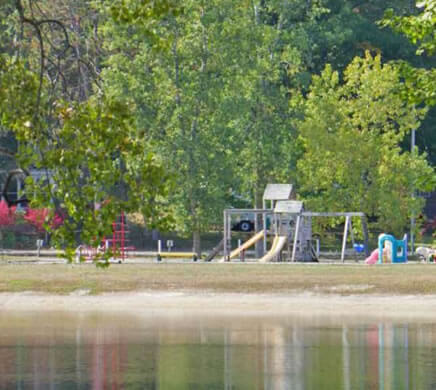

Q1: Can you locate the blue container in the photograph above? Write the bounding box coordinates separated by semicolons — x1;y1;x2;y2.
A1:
353;243;365;253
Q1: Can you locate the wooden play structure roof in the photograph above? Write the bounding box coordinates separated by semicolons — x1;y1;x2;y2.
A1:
263;184;294;201
274;200;303;214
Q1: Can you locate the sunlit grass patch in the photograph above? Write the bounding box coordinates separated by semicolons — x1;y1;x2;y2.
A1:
0;263;435;295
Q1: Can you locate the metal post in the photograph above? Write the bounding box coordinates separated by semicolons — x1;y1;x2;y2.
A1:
227;213;232;261
411;127;416;254
36;239;42;257
112;220;116;257
223;210;227;260
262;199;267;254
228;213;232;261
254;211;260;258
341;216;350;263
121;212;125;261
238;239;242;261
361;216;370;256
291;215;301;262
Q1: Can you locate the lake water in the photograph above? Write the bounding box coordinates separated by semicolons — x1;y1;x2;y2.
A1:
1;312;436;389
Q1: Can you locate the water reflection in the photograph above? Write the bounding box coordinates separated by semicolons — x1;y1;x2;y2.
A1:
1;313;436;389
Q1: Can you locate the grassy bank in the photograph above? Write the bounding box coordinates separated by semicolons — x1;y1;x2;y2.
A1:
1;263;436;295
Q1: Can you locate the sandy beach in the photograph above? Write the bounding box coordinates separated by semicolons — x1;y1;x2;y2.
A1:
2;263;436;320
2;291;436;320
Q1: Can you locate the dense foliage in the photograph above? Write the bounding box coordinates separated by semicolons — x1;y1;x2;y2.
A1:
0;0;435;253
297;53;434;233
0;1;171;259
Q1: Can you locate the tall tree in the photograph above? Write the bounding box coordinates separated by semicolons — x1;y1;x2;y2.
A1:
381;0;436;107
226;0;330;207
0;0;171;257
297;53;435;234
383;0;436;55
101;0;241;254
380;1;436;164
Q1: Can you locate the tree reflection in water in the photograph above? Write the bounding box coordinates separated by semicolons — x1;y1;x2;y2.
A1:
0;313;436;389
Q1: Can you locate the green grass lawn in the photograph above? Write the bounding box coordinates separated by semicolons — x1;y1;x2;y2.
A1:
1;263;436;295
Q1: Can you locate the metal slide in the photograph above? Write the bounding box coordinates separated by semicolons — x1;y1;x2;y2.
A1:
258;235;287;263
220;230;265;262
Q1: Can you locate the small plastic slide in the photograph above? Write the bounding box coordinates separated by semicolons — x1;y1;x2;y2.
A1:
219;230;265;262
259;235;287;263
365;249;379;265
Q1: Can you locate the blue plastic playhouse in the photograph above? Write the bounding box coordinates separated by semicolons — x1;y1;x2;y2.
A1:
378;234;408;264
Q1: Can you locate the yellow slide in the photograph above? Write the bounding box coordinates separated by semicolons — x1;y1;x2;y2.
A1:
259;235;287;263
220;230;265;262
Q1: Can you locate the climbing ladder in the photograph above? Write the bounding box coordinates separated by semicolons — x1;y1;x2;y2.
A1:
103;212;133;261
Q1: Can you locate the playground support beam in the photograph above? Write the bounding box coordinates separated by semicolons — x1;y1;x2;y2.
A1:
291;215;301;262
223;210;227;260
341;216;350;263
301;212;365;217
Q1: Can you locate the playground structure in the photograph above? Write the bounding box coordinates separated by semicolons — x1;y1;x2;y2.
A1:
378;234;408;264
76;212;133;262
365;233;408;264
222;184;369;263
107;212;132;261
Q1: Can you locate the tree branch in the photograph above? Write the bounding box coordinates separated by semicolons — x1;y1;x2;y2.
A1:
0;147;15;158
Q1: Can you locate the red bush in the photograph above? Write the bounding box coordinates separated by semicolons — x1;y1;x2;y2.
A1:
0;200;16;226
24;208;64;232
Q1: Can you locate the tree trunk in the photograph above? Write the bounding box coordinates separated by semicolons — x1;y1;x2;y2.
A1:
193;230;201;257
254;174;264;257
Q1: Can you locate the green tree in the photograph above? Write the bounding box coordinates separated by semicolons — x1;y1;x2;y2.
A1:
101;0;241;254
0;1;171;258
297;53;435;234
380;1;436;107
225;0;315;207
101;0;327;251
380;1;436;164
383;0;436;55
